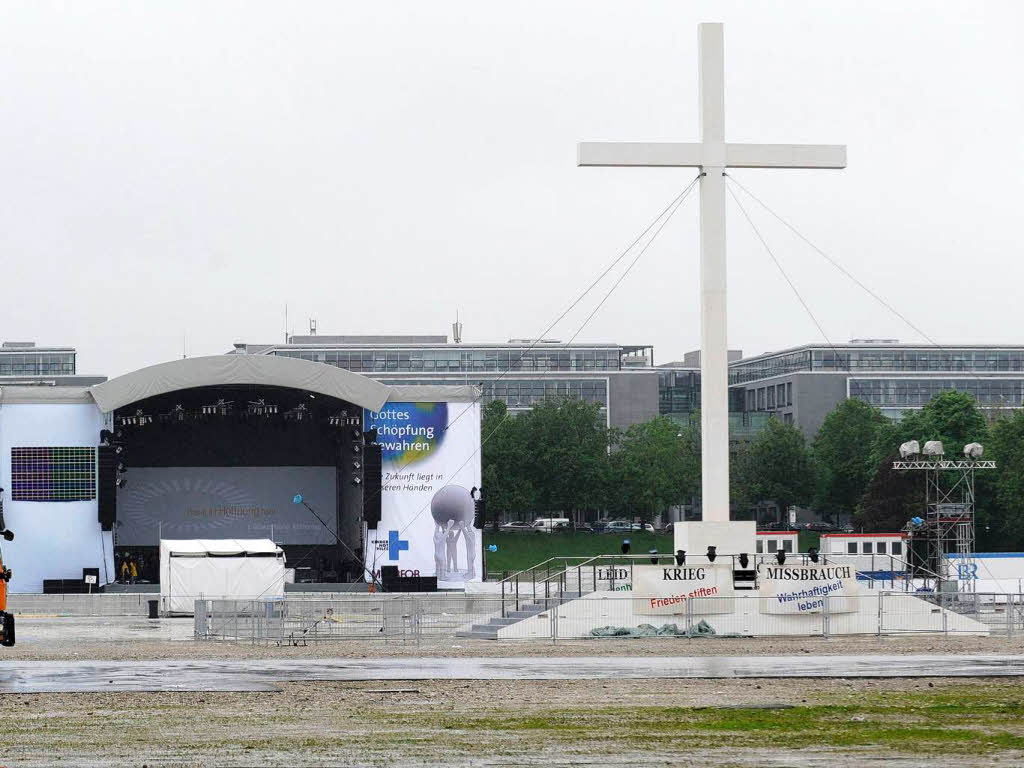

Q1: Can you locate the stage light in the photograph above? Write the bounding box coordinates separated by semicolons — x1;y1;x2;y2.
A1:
808;547;820;563
116;462;126;473
675;549;686;566
352;444;362;454
352;461;361;471
292;494;303;504
776;550;786;565
1;530;12;542
352;477;362;485
116;477;127;489
649;548;658;565
706;546;717;563
739;552;749;568
364;428;379;444
621;539;631;555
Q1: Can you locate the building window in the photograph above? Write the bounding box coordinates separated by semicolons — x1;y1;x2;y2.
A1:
11;447;97;502
876;541;887;554
847;542;857;554
892;541;902;556
767;540;777;553
782;539;793;553
756;540;763;554
862;542;873;554
786;382;793;405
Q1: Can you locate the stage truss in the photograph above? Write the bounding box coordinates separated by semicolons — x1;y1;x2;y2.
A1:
897;459;996;592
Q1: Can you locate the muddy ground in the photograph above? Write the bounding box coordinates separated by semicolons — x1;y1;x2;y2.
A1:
4;677;1024;767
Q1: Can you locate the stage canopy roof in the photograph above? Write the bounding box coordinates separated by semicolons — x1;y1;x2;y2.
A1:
89;354;394;413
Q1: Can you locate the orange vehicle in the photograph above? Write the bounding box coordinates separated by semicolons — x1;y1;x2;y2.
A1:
0;510;14;647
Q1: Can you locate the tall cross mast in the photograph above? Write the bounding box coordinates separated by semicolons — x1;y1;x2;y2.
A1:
578;23;845;525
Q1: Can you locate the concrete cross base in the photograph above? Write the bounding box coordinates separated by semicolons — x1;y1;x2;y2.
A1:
673;520;757;558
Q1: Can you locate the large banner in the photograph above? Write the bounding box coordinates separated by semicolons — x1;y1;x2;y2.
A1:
363;401;482;587
116;466;337;545
633;564;735;615
758;562;859;614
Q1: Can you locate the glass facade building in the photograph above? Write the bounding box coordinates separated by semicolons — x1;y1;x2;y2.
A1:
0;344;76;377
731;345;1024;385
272;345;623;373
730;342;1024;437
849;378;1024;411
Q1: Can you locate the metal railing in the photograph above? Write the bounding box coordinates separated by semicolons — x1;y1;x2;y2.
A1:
193;591;1018;644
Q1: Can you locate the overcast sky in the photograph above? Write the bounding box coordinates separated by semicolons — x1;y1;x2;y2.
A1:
1;1;1021;376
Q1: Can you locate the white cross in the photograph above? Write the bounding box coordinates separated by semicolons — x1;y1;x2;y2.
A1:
578;23;845;524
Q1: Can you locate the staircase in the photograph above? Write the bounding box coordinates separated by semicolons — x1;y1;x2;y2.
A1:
455;591;582;639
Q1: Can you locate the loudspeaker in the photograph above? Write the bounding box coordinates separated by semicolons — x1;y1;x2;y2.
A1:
473;498;486;528
362;443;382;527
380;565;399;590
97;444;117;530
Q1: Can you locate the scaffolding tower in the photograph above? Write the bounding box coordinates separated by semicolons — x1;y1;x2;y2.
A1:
896;456;996;592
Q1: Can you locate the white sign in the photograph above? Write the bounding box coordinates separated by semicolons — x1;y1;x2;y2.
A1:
595;566;632;592
788;507;797;526
633;564;735;615
83;574;97;585
363;401;482;588
759;563;859;614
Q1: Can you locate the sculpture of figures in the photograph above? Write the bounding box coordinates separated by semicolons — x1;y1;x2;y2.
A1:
461;520;476;579
433;524;447;579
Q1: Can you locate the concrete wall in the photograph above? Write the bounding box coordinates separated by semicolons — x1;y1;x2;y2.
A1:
607;371;660;430
736;372;849;439
0;402;114;592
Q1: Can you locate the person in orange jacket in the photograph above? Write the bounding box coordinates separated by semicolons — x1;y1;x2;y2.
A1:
0;517;14;646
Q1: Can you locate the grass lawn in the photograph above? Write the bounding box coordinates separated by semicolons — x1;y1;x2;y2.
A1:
481;530;673;575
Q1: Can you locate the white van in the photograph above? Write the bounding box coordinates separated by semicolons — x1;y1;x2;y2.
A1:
531;517;571;533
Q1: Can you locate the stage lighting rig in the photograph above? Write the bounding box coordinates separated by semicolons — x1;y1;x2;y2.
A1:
675;550;686;566
117;409;152;427
648;548;658;565
775;550;786;565
808;547;820;563
159;404;186;423
738;553;749;568
706;546;717;562
202;399;233;416
247;399;278;416
284;404;308;422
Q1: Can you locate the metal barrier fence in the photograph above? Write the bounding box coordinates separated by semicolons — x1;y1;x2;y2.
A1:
6;593;155;616
193;591;1022;644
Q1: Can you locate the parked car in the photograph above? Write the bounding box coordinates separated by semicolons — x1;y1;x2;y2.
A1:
499;522;534;532
604;521;655;534
591;521;610;533
531;517;571;533
803;521;837;532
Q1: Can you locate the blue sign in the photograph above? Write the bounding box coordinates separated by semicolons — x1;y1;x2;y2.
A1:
388;529;409;560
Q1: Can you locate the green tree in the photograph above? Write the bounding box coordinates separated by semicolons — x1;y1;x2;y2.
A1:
519;398;610;518
855;451;923;532
985;411;1024;549
858;391;990;533
812;399;888;521
607;417;700;523
732;417;814;521
871;390;989;466
480;400;534;525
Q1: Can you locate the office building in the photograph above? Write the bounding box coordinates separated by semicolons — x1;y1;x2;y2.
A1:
730;341;1024;437
0;341;106;387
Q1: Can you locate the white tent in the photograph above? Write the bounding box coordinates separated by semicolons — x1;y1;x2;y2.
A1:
159;539;285;614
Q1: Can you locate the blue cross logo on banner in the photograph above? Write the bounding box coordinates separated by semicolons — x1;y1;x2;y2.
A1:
388;530;409;560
